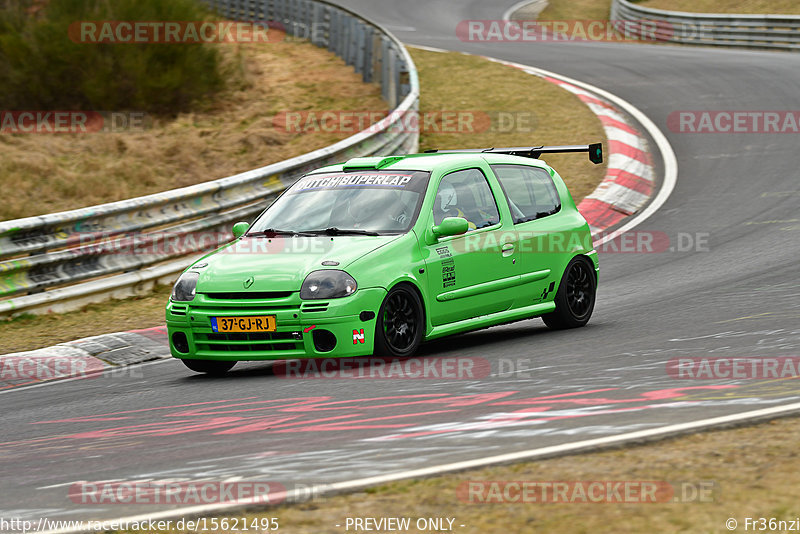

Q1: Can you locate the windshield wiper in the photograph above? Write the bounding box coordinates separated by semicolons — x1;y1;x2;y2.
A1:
247;228;315;237
305;227;381;236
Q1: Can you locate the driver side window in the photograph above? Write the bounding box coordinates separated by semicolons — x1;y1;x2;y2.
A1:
433;168;500;230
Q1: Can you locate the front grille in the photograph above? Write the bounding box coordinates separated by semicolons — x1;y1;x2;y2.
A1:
196;343;301;352
203;292;294;300
194;331;301;353
170;305;187;316
202;332;296;342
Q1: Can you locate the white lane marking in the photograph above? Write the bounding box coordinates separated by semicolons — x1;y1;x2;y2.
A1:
36;481;83;490
552;83;599;100
383;25;417;32
406;43;449;53
41;401;800;534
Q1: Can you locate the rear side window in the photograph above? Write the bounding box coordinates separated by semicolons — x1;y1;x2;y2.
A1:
491;164;561;224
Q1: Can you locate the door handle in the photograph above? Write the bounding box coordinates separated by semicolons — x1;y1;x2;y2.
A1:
501;243;515;256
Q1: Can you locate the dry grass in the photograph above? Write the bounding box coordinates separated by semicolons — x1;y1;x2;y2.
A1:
410;48;607;203
0;30;387;220
533;0;613;21
641;0;800;14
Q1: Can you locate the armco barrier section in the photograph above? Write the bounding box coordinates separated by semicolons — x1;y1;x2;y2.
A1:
0;0;419;317
611;0;800;51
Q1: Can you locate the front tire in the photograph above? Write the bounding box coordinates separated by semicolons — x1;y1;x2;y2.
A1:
181;359;236;375
542;256;596;330
373;285;424;357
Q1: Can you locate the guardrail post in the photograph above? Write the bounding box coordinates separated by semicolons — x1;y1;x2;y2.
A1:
362;27;373;83
380;37;390;102
387;48;398;108
310;4;323;46
371;32;382;86
354;24;365;76
343;17;353;66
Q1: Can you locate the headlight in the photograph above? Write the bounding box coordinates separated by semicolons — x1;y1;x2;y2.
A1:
300;270;357;300
171;271;199;302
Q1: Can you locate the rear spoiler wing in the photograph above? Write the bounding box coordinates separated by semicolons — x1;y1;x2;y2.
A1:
424;143;603;164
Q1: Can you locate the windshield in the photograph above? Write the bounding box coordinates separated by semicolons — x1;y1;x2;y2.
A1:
249;170;431;235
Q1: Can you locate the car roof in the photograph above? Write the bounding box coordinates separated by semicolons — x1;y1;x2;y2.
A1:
313;152;554;174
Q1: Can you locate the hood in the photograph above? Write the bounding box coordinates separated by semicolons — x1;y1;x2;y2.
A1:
194;235;399;292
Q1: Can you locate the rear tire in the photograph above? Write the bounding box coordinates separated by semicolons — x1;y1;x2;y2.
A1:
542;256;596;330
181;359;236;375
373;285;424;357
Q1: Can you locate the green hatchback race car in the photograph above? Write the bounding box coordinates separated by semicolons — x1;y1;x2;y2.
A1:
167;144;602;374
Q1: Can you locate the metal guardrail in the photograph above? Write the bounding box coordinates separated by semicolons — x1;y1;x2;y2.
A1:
611;0;800;51
0;0;419;318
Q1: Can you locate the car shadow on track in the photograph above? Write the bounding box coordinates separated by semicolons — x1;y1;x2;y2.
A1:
416;319;552;357
178;318;608;381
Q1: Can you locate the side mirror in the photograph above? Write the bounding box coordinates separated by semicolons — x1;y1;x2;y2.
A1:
232;221;250;239
432;216;469;238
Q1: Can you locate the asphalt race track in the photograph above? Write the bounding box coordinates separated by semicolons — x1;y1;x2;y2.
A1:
2;0;800;525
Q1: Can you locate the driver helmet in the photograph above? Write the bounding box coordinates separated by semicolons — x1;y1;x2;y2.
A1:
346;189;382;226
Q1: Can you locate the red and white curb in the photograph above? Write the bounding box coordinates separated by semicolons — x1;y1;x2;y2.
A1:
485;57;657;236
546;76;655;234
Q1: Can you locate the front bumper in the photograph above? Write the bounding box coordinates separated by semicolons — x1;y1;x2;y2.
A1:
166;288;385;361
